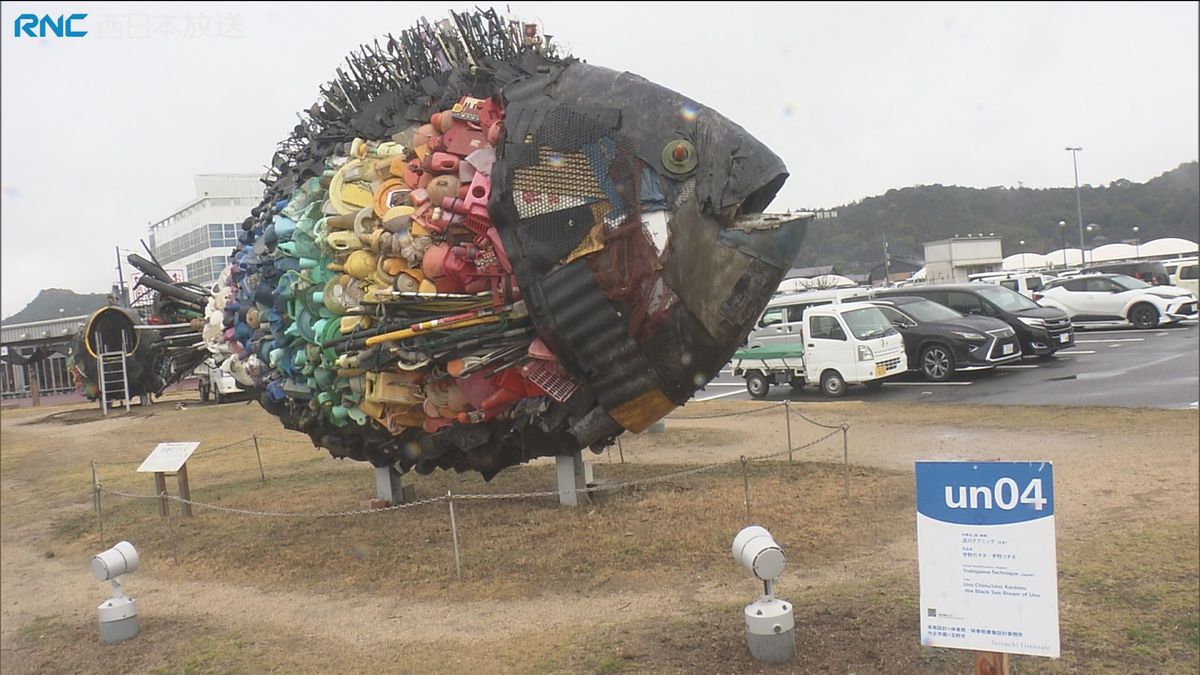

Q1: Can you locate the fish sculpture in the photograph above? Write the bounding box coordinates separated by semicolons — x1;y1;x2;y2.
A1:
79;9;809;479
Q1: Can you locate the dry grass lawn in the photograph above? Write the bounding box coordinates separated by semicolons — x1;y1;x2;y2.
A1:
1;393;1196;673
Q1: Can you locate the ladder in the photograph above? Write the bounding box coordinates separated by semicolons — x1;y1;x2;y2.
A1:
97;333;131;415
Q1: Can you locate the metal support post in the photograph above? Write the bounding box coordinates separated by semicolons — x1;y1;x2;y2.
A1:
252;435;266;483
741;456;752;524
447;491;462;581
841;423;850;498
784;400;793;462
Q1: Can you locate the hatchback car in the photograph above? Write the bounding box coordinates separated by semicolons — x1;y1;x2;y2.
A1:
869;296;1022;381
873;283;1075;357
1035;273;1198;328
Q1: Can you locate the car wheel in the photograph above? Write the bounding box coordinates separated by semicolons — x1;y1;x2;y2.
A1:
214;388;225;404
746;372;769;399
820;370;846;398
920;344;955;382
198;382;210;402
1129;303;1159;329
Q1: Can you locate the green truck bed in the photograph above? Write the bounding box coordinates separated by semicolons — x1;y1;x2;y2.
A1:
732;344;805;361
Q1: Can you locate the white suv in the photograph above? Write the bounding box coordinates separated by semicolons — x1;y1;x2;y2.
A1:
1035;273;1198;329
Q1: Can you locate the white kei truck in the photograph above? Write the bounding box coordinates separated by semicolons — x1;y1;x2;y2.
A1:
194;357;245;404
732;301;907;398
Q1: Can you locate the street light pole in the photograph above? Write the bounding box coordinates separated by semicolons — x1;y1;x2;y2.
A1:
1132;226;1140;259
1058;220;1068;268
1085;224;1100;265
1066;146;1085;262
1019;240;1027;270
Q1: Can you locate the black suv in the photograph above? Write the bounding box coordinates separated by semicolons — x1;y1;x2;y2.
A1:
869;297;1022;381
873;284;1075;357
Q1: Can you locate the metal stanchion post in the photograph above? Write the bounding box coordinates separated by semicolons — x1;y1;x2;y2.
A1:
92;460;105;549
784;400;793;462
447;490;462;581
163;491;179;565
253;435;266;483
741;456;752;524
841;423;850;498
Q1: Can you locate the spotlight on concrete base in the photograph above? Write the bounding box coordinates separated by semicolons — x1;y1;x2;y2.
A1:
731;526;795;664
91;541;140;644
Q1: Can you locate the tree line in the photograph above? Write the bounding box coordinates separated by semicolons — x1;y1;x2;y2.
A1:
795;161;1199;270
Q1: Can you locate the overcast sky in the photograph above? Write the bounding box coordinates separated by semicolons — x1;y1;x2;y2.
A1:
2;1;1197;317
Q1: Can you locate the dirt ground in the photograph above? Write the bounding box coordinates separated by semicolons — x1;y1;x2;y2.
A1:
1;393;1196;674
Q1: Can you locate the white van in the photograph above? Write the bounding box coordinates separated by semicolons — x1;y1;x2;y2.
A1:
968;271;1054;299
733;302;907;397
1163;257;1199;296
747;288;871;349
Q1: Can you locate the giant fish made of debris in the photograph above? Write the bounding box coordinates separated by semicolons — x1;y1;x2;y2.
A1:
182;9;807;479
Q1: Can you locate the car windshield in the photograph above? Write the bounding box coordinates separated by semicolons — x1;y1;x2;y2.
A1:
974;285;1040;311
899;299;963;322
1110;274;1151;291
843;307;897;340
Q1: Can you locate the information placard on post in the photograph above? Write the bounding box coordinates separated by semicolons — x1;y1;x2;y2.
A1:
136;442;200;474
915;461;1059;658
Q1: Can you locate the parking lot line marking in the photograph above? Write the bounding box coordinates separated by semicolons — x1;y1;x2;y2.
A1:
997;364;1039;369
695;390;745;402
1055;350;1096;354
884;381;973;386
1075;338;1145;343
700;383;744;387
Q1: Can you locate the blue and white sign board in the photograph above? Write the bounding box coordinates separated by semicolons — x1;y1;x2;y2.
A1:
916;461;1059;658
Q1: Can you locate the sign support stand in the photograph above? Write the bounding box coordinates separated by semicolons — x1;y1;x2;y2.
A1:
973;651;1011;675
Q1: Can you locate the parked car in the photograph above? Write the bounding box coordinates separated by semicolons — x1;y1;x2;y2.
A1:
747;287;871;349
1163;257;1199;296
1080;260;1170;286
969;271;1055;299
1035;273;1198;329
868;296;1022;381
872;283;1075;357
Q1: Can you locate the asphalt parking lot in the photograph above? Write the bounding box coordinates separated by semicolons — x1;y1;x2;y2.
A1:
703;322;1200;410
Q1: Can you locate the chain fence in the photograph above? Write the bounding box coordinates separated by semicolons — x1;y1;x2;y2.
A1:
89;403;851;578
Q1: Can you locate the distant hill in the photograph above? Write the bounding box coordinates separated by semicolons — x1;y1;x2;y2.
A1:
2;289;109;325
796;161;1200;271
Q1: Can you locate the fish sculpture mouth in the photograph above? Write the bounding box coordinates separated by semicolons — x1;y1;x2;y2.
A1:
183;9;813;480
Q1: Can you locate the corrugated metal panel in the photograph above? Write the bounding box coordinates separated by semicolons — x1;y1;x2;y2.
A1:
538;261;663;411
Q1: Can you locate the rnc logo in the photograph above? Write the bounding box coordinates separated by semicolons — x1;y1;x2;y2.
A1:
13;13;88;38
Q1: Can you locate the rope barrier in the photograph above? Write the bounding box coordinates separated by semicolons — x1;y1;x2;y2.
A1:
787;407;845;430
667;401;785;420
94;428;842;517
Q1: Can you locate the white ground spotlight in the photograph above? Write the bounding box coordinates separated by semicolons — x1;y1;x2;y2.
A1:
731;526;795;663
91;541;140;644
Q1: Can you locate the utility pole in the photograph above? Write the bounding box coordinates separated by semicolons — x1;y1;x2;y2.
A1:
883;231;892;287
1066;147;1085;261
114;246;128;307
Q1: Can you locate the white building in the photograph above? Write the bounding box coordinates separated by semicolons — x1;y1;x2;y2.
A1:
923;237;1003;282
147;174;263;285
